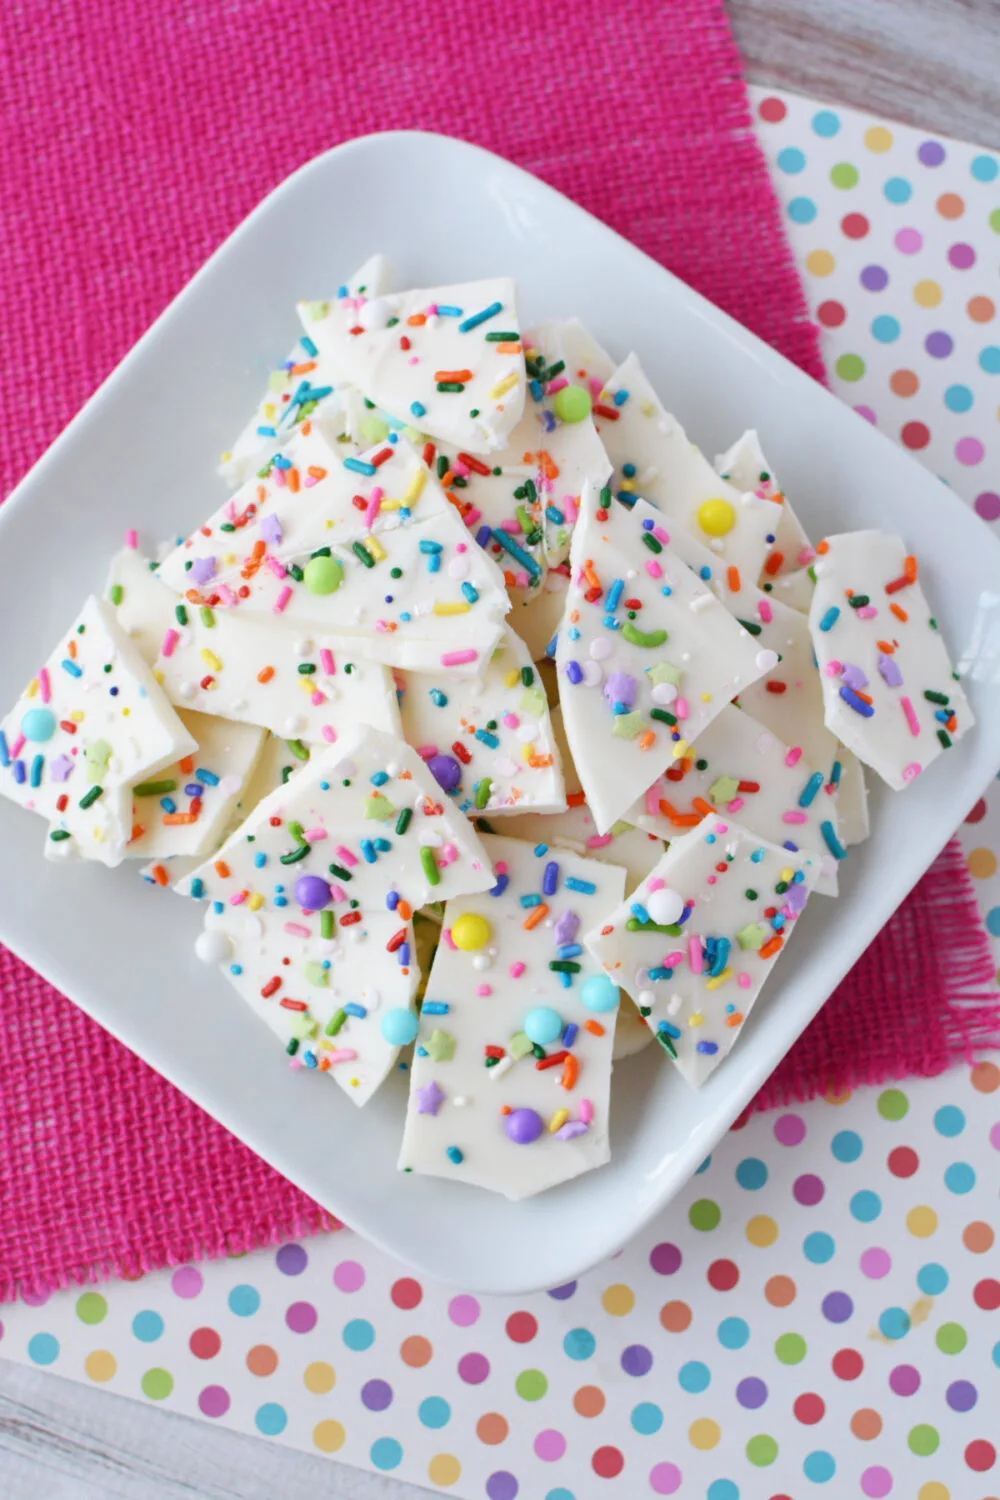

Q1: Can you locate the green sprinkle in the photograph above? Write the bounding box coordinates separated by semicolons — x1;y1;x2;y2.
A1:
924;690;949;705
520;665;534;687
420;845;441;886
325;1008;346;1037
474;777;492;809
485;330;519;341
109;583;123;606
937;729;953;748
626;918;681;935
655;1030;678;1060
549;960;581;973
279;843;311;865
650;707;677;726
297;663;316;674
174;604;188;626
641;533;663;555
288;820;306;845
200;606;215;628
49;829;72;842
745;889;758;901
436;381;465;393
133;779;178;796
352;541;375;569
286;1037;300;1055
622;622;667;648
320;910;334;939
78;785;104;810
736;618;762;636
847;594;870;609
287;563;304;582
395;807;412;836
327;863;352;881
286;739;310;761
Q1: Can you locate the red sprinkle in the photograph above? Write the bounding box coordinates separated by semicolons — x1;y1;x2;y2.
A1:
280;999;307;1011
484;1045;505;1058
386;927;408;953
370;447;394;468
260;976;281;998
593;404;620;421
765;681;787;694
458;452;491;476
452;740;472;765
340;910;362;927
536;1049;570;1071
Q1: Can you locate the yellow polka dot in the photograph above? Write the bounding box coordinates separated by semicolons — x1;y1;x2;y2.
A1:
907;1205;938;1238
84;1350;116;1382
918;1484;950;1500
689;1418;721;1450
967;847;997;879
313;1420;346;1453
824;1084;853;1105
304;1361;336;1393
864;125;894;153
601;1283;635;1316
746;1214;778;1247
914;280;943;308
806;250;835;277
428;1454;462;1486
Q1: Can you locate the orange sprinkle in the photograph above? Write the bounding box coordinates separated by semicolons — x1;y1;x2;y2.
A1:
658;798;702;828
876;640;896;654
317;1057;331;1071
890;603;909;622
287;467;300;493
178;756;194;775
290;360;317;375
763;550;784;576
560;1055;579;1091
214;860;230;879
406;313;426;326
301;419;312;435
566;791;587;807
129;823;145;842
904;554;918;582
185;588;202;603
853;689;874;705
692;797;716;818
434;369;473;383
725;1012;744;1028
257;666;275;684
584;1020;606;1037
569;608;580;624
523;903;550;931
495;342;522;354
150;864;170;887
759;935;784;960
162;812;197;825
727;565;741;592
67;638;77;660
637;731;655;751
582;560;601;589
439;469;455;488
307;465;327;480
528;753;555;767
499;1104;512;1115
816;539;830;554
396;900;413;921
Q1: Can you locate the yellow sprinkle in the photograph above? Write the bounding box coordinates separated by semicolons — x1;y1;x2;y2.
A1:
219;450;232;463
349;1076;359;1088
404;469;426;506
324;518;334;528
299;675;318;694
247;891;264;911
548;1108;569;1134
488;372;518;400
262;402;276;420
153;668;164;684
687;1012;704;1027
121;707;130;717
780;866;794;883
705;968;733;991
640;399;656;417
701;693;711;702
366;537;387;562
619;479;635;493
671;738;690;760
224;553;238;567
503;669;520;688
200;649;222;671
432;602;471;616
69;710;85;723
521;742;536;763
26;678;38;698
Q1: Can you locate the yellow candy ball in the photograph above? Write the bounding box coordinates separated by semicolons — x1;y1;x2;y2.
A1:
697;497;736;536
451;912;492;951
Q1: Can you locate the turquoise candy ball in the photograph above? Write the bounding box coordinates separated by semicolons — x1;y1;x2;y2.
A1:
523;1006;563;1045
20;707;57;742
581;974;619;1013
381;1008;419;1046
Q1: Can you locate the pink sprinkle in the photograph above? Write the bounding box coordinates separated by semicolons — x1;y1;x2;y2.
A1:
273;467;286;488
737;972;752;989
319;649;336;675
320;725;337;743
689;937;703;974
562;496;578;525
10;733;25;759
328;884;347;904
587;833;613;849
416;744;438;760
515;569;530;589
798;546;815;565
229;891;247;906
646;559;663;578
374;621;388;633
501;517;521;534
327;1049;358;1064
441;649;478;666
547;376;569;394
588;376;603;398
782;810;808;823
648;876;665;892
857;605;878;620
653;526;671;545
784;746;803;767
161;628;180;658
645;785;660;816
217;583;238;606
674;697;689;720
903;762;922;782
707;874;717;885
442;927;457;950
456;542;467;553
284;922;311;938
334;846;358;867
476;984;492;997
273;585;292;614
664;951;683;967
758;599;773;623
364;486;383;527
453;459;470;478
824;660;842;677
408;356;419;366
463;510;482;527
38;668;50;704
303;474;318;488
502;712;519;730
439;843;458;866
305;827;327;843
510;961;525;978
125;529;138;549
716;822;729;834
310;691;325;706
266;555;287;579
579;1098;594;1124
728;797;745;812
901;696;921;737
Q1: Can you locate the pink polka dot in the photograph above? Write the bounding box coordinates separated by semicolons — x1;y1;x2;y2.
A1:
449;1294;481;1327
774;1113;806;1146
171;1267;203;1299
989;1121;1000;1151
333;1260;365;1293
975;492;1000;521
948;242;976;269
198;1384;231;1417
956;437;985;465
534;1429;567;1461
21;1288;51;1308
855;405;877;424
895;228;923;254
862;1465;893;1497
861;1248;892;1279
458;1351;490;1383
650;1462;683;1495
285;1300;317;1333
794;1173;825;1205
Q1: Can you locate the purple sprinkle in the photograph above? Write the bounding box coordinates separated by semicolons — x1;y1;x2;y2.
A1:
542;861;559;896
877;653;903;687
785;884;809;914
840;662;869;690
189;555;217;586
260;514;283;546
427;753;462;792
50;755;74;782
553;911;579;946
603;671;636;708
555;1120;589;1140
475;525;492;548
565;660;583;685
184;782;202;797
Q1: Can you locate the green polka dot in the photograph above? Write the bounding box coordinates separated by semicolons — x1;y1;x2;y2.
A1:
877;1088;909;1120
689;1198;721;1231
989;207;1000;234
835;353;865;382
746;1434;779;1466
303;555;344;595
908;1424;940;1456
831;162;859;189
553;385;593;424
75;1292;107;1325
141;1368;174;1400
935;1321;967;1354
774;1333;806;1365
515;1368;548;1401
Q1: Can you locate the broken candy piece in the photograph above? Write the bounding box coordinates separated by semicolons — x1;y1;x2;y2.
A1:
585;813;823;1089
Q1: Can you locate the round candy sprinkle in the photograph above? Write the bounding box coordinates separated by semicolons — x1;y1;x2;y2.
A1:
20;707;57;742
504;1108;544;1144
303;555;344;594
581;974;619;1013
381;1009;419;1046
553;385;592;424
427;754;462;792
523;1007;563;1045
194;930;232;965
294;875;333;910
451;913;492;951
696;498;736;536
646;888;685;926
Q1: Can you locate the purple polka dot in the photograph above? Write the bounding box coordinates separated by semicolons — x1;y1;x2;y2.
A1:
449;1294;480;1327
737;1376;768;1408
947;1379;977;1411
198;1385;231;1417
990;1121;1000;1150
21;1288;51;1308
285;1300;317;1333
822;1291;854;1323
486;1470;519;1500
860;1248;892;1279
855;405;877;424
458;1351;490;1384
650;1243;682;1276
621;1344;653;1376
925;331;953;358
919;140;946;166
361;1378;393;1411
0;1320;4;1342
889;1363;920;1396
171;1267;203;1299
774;1113;806;1146
547;1281;577;1300
861;1465;893;1498
650;1462;683;1495
861;265;889;291
949;242;976;268
895;227;923;254
275;1243;307;1276
794;1173;825;1206
333;1260;365;1293
534;1429;567;1461
975;492;1000;522
956;437;985;465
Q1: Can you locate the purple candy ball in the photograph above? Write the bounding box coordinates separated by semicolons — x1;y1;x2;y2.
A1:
504;1108;544;1145
427;754;462;792
294;874;333;911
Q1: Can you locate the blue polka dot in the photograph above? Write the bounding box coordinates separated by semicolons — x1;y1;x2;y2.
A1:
678;1360;710;1393
934;1105;966;1137
695;1154;712;1174
971;154;999;183
227;1285;260;1318
27;1333;59;1365
736;1157;768;1190
418;1396;450;1428
917;1263;949;1296
777;147;807;175
563;1327;595;1360
132;1310;165;1342
945;1161;975;1194
850;1190;881;1223
370;1437;403;1470
788;197;818;224
986;906;1000;938
993;1341;1000;1369
631;1401;663;1435
884;176;912;204
804;1450;836;1483
979;346;1000;374
944;385;974;412
879;1306;911;1340
717;1317;749;1350
254;1402;287;1436
803;1231;835;1264
871;315;900;343
831;1131;862;1163
708;1482;740;1500
343;1318;375;1350
546;1491;576;1500
812;110;841;137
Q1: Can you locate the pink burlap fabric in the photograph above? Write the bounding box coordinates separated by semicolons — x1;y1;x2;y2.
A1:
1;1;996;1300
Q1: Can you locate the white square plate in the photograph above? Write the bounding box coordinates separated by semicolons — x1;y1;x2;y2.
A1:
2;132;999;1294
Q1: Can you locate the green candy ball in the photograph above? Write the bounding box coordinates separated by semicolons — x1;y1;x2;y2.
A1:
553;384;592;424
303;555;344;594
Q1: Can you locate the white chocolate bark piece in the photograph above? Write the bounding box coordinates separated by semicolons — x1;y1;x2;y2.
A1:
400;627;566;817
176;722;494;910
808;531;972;790
627;704;841;895
585;813;823;1089
126;711;266;862
595;354;778;583
0;595;196;866
398;833;626;1200
556;486;767;834
107;549;401;744
197;900;417;1106
835;748;870;846
219;342;347;489
714;429;814;580
768;564;815;614
299;278;526;454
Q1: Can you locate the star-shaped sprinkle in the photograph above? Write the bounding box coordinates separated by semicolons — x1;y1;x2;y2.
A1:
416;1080;446;1115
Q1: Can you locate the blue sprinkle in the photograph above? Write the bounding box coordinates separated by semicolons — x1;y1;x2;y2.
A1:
0;731;8;768
562;1022;579;1047
606;579;624;612
458;301;502;332
254;852;267;868
12;760;25;784
490;528;541;578
696;1040;719;1055
613;388;629;406
818;606;841;632
212;900;223;914
29;754;43;788
533;843;549;857
798;771;824;807
374;838;391;852
360;839;376;863
430;688;447;707
749;848;764;863
648;967;674;980
821;820;848;860
542;861;559;896
61;659;82;678
565;661;583;685
529;378;543;402
520;894;542;908
630;903;650;924
344;457;377;476
446;1145;464;1163
370;770;389;786
490;874;509;897
386;890;399;910
344;1003;367;1018
436;305;463;317
545;505;564;524
190;878;204;898
230;963;243;976
616;490;637;508
397;943;410;966
557;944;583;960
565;876;596;895
475;524;492;548
545;634;558;659
557;970;571;989
195;768;220;787
422;1001;449;1015
461;582;479;604
830;759;842;787
658;1021;682;1039
160;796;177;814
410;400;426;417
475;729;499;749
427;554;440;573
418;539;442;553
303;1050;318;1069
271;454;292;469
622;462;636;478
256;424;277;438
839;685;874;717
